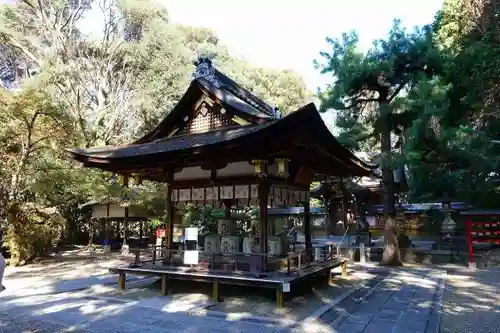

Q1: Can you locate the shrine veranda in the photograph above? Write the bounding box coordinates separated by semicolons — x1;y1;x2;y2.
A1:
67;57;375;307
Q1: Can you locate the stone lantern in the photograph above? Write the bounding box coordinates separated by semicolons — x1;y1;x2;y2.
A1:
440;193;456;249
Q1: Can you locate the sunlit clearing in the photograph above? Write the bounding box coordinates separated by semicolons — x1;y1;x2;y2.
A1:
34;300;92;315
226;312;253;321
299;320;336;333
161;293;210;313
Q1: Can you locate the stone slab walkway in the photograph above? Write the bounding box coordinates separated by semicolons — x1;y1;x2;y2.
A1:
299;267;445;333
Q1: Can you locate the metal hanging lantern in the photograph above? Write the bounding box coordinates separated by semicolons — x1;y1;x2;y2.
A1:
135;173;143;186
119;174;129;187
275;158;290;178
251;159;267;177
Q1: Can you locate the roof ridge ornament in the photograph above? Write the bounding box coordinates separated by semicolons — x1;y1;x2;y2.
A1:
193;56;221;88
273;107;281;119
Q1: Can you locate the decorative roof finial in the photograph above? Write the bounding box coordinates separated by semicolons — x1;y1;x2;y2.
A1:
273;107;281;119
193;56;221;88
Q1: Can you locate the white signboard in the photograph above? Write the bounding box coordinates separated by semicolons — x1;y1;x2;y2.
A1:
183;250;199;265
185;227;199;241
282;282;290;293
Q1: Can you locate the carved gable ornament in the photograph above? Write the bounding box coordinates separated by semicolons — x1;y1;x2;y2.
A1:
193;57;221;88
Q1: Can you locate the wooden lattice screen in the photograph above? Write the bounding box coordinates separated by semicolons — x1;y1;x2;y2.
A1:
178;103;232;134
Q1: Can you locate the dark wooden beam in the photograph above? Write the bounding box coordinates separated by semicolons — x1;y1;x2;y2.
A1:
258;179;270;272
165;171;174;261
303;198;312;261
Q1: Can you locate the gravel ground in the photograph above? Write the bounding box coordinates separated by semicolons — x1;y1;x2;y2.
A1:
440;265;500;333
0;311;86;333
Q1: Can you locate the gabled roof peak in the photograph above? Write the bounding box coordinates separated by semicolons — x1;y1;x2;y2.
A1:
192;56;281;119
193;56;221;88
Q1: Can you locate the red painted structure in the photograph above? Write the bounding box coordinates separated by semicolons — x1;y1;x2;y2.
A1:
463;210;500;266
155;229;166;238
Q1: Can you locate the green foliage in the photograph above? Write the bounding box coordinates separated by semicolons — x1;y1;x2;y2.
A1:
402;0;500;207
0;0;312;262
316;1;500;210
316;20;440;144
4;202;66;265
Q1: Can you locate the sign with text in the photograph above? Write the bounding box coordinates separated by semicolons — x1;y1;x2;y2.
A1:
183;250;199;265
185;227;199;241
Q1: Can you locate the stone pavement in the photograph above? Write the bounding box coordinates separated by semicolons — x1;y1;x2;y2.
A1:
299;267;445;333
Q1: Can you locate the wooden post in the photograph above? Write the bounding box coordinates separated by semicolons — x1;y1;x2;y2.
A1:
118;271;126;290
328;269;334;285
465;217;476;269
134;250;140;265
276;286;284;309
161;274;168;296
105;203;110;247
341;261;348;277
258;180;270;271
359;243;366;263
165;174;174;261
303;199;312;262
123;207;129;246
139;220;143;246
212;280;221;302
116;220;120;242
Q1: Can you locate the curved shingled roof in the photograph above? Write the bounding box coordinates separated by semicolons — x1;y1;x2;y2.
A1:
67;57;377;179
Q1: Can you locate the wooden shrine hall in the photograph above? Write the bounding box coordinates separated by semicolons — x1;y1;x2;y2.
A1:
67;57;376;307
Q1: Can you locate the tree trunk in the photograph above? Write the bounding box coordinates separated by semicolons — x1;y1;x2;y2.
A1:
379;100;402;266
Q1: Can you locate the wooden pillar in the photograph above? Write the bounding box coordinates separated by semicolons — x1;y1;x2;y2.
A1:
161;274;168;296
341;196;348;226
139;220;143;245
223;200;232;219
165;175;174;260
276;286;284;309
104;218;109;245
258;181;270;271
303;198;312;261
341;261;348;277
105;203;110;245
114;220;118;241
118;271;126;290
212;280;221;302
123;207;129;246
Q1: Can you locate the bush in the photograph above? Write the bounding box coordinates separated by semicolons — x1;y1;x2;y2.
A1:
2;202;65;265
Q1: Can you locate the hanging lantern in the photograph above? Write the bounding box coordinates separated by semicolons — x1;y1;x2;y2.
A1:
275;158;290;178
119;174;129;187
135;173;143;186
251;159;267;177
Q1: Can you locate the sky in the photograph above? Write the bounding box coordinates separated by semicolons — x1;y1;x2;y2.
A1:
158;0;444;128
0;0;444;125
160;0;444;92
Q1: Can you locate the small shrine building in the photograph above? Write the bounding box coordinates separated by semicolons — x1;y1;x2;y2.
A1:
67;57;376;271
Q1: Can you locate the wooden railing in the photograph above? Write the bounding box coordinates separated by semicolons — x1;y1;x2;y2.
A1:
130;244;339;276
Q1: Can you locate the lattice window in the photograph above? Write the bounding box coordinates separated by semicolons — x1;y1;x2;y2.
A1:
177;104;234;134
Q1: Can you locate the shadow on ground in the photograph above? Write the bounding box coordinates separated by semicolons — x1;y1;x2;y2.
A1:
3;253;500;333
